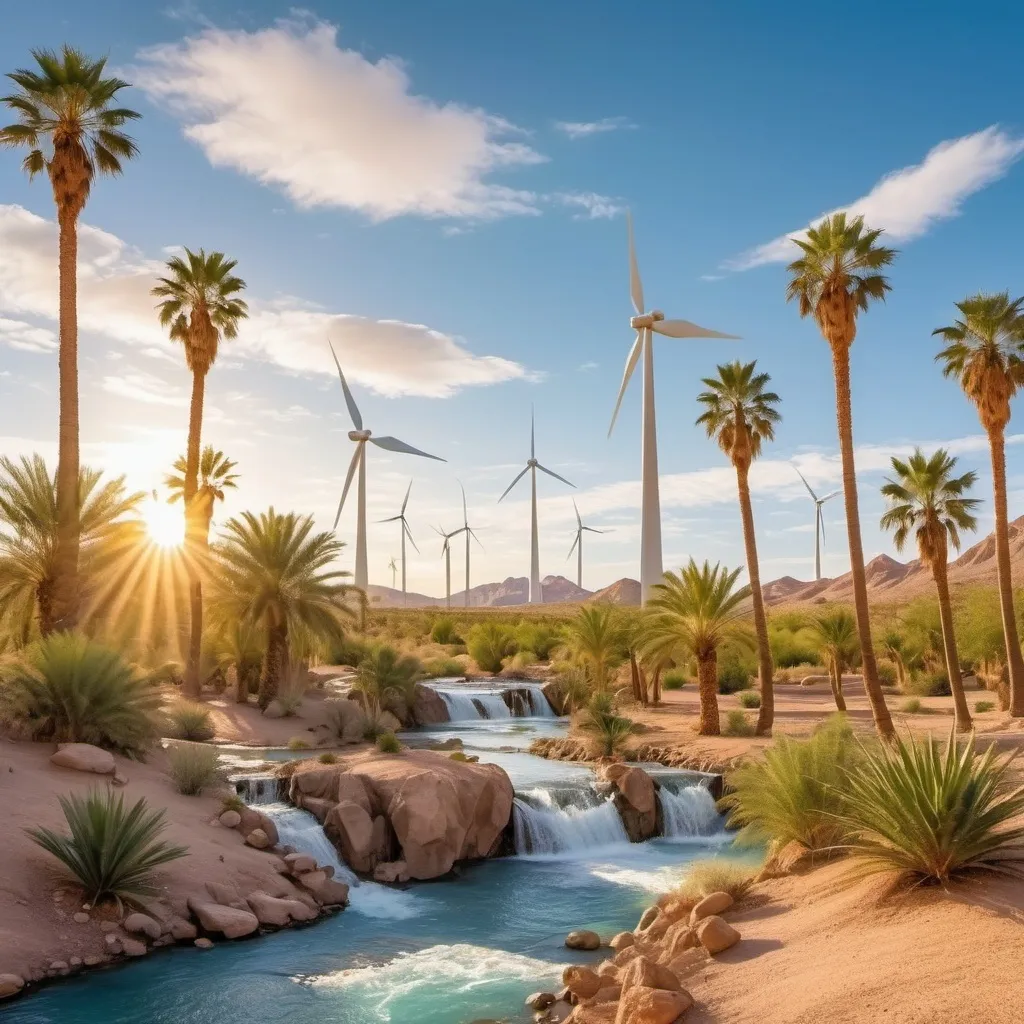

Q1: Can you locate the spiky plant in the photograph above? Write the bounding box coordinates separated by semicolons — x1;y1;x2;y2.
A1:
808;607;860;712
166;741;220;796
352;644;421;713
562;605;623;693
165;700;214;742
578;693;634;757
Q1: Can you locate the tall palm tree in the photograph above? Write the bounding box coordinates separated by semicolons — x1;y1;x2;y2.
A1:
563;605;623;694
786;212;897;738
153;252;248;698
880;448;979;731
166;446;239;539
0;48;139;632
0;455;143;638
643;560;752;735
696;359;781;735
934;293;1024;716
808;607;860;712
210;508;353;710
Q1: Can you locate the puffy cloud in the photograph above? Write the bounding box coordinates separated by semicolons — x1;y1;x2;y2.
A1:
553;192;624;220
0;316;56;353
554;117;636;139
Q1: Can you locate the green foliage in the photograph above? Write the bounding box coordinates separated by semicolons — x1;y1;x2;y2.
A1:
954;587;1008;667
221;794;245;813
430;616;461;645
674;859;759;904
722;709;754;737
360;699;393;742
27;790;187;906
875;661;898;687
769;623;821;668
287;736;311;751
975;700;995;713
352;645;421;711
738;691;761;709
166;741;220;796
551;665;591;714
318;752;338;764
376;731;402;754
0;632;159;754
326;635;370;668
165;700;214;741
563;606;622;691
423;656;465;679
717;657;752;694
899;697;923;714
466;623;517;674
579;693;634;757
808;607;859;677
906;669;951;697
696;360;781;462
515;622;563;661
662;670;689;690
838;731;1024;883
722;716;861;851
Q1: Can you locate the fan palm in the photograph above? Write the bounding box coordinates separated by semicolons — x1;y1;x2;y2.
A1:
643;560;752;735
153;251;248;698
808;607;860;712
166;446;238;534
563;605;623;694
0;48;139;632
696;359;780;735
786;212;897;738
352;645;421;715
934;293;1024;716
880;448;980;731
210;508;353;710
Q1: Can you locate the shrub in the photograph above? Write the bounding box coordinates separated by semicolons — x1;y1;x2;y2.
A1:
579;693;634;757
906;669;951;697
899;697;923;714
721;716;861;851
447;643;468;657
287;736;311;751
717;660;752;694
875;661;898;687
515;623;563;661
722;710;754;737
467;623;517;674
1;632;159;755
674;858;759;905
167;742;220;796
430;616;461;645
838;731;1024;883
165;701;214;742
221;794;245;813
352;645;421;711
27;790;188;906
326;635;369;668
738;691;761;709
273;664;307;717
376;731;402;754
424;657;465;679
503;650;537;677
975;700;995;713
318;752;338;764
662;670;689;691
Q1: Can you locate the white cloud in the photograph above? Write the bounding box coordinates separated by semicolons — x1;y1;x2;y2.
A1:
727;126;1024;270
0;316;56;353
554;117;635;139
553;192;625;220
0;203;533;398
131;17;546;221
102;372;187;406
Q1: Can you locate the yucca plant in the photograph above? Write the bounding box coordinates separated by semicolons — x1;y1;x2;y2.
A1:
27;790;188;907
837;730;1024;883
166;741;220;796
579;692;634;757
165;700;214;741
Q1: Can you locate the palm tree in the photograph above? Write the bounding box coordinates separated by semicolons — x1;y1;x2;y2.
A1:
644;560;752;735
0;48;139;631
210;508;353;710
808;607;860;712
166;446;238;537
786;212;897;739
563;605;623;694
880;448;979;731
0;455;143;638
153;252;248;699
696;359;781;735
934;293;1024;716
352;645;421;717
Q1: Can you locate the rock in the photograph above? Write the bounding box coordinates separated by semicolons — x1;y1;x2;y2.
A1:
112;771;128;786
186;898;259;939
169;917;198;941
598;765;657;842
662;922;698;959
411;682;451;726
245;828;271;849
83;955;104;967
237;807;279;846
49;961;69;974
596;959;618;980
562;965;603;1000
323;802;384;874
283;852;317;875
297;796;335;823
544;1001;574;1023
296;869;327;891
608;931;634;951
103;933;120;946
612;946;641;969
696;916;740;955
689;891;733;925
541;679;567;715
219;810;242;828
373;860;410;884
99;921;119;933
312;878;350;906
69;957;82;968
124;913;162;940
565;929;601;951
591;985;622;1004
73;912;90;924
620;955;681;994
50;743;115;775
527;992;556;1011
205;881;246;909
614;985;693;1024
0;975;24;999
246;891;318;926
121;938;147;957
194;938;214;949
378;709;403;733
636;907;659;932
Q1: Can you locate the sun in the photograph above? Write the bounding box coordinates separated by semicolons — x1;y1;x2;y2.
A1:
144;497;185;549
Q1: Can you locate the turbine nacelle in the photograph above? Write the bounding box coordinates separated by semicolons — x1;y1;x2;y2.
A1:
348;429;372;442
630;311;664;329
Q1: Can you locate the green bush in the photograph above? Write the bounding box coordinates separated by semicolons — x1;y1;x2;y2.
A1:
579;693;634;757
221;794;245;813
722;710;754;737
27;790;188;905
738;691;761;709
906;669;951;697
430;616;461;645
875;661;898;687
515;623;563;661
721;716;860;851
975;700;995;713
167;742;220;796
326;635;369;668
287;736;311;751
376;731;402;754
467;623;517;674
318;752;338;764
662;670;689;691
0;632;159;755
423;657;465;679
352;645;421;711
769;625;820;668
838;731;1024;883
717;660;752;694
165;701;214;742
899;697;923;714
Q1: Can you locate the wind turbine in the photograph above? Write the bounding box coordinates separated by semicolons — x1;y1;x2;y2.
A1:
608;212;739;605
793;467;840;581
458;482;484;608
388;557;398;589
378;480;420;606
567;499;605;590
435;525;463;610
499;409;575;604
329;342;444;592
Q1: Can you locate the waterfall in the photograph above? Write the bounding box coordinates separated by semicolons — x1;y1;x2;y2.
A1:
434;689;481;721
475;693;511;719
429;683;555;720
524;684;556;718
513;786;629;856
659;785;722;838
234;775;284;806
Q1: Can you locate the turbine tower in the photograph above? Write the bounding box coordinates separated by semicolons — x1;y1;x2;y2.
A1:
609;212;739;605
793;467;840;581
567;499;605;590
435;525;463;610
458;482;484;607
379;480;419;606
388;557;397;589
330;343;444;592
499;409;575;604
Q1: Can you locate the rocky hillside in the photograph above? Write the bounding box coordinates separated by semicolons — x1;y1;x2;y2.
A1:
589;578;642;605
366;574;592;608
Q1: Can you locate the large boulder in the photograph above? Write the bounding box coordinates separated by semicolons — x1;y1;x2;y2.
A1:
237;807;279;847
619;955;681;993
541;678;568;715
50;743;115;775
186;899;259;939
246;891;318;926
411;683;450;726
615;986;693;1024
689;891;733;925
323;802;390;873
562;965;602;1000
0;975;25;1000
696;916;740;954
565;929;601;950
598;764;657;842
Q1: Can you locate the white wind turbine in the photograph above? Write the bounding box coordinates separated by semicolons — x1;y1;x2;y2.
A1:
435;524;464;610
609;212;739;605
330;343;444;592
499;410;575;604
566;499;605;591
793;467;840;581
388;557;398;590
458;482;484;608
378;480;420;606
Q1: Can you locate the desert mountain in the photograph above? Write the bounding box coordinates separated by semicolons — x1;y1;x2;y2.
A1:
588;578;642;606
366;574;593;608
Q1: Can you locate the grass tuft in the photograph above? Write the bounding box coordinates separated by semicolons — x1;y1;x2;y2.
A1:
722;709;755;736
376;731;402;754
167;742;220;796
738;691;761;709
166;700;214;741
674;858;759;904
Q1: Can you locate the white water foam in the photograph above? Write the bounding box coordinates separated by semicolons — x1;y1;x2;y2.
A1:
524;683;556;718
433;689;481;721
660;785;722;839
513;787;629;856
430;683;557;721
474;693;511;719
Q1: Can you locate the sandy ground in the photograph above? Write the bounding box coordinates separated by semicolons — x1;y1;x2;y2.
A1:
205;688;345;747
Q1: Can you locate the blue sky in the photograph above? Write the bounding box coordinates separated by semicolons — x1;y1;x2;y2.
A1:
1;0;1023;595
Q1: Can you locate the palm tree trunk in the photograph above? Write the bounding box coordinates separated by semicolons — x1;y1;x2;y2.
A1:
49;209;81;634
931;559;972;732
182;370;207;699
258;618;288;711
988;427;1024;715
629;652;643;704
736;463;774;735
696;652;720;735
829;658;847;712
651;665;663;705
830;344;894;738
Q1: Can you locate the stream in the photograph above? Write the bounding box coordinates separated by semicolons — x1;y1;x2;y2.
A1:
6;681;742;1024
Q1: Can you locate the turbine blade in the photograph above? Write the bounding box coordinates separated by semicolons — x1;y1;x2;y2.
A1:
567;533;580;560
469;527;485;551
401;479;412;515
608;330;643;437
377;514;403;523
573;498;582;529
627;209;644;315
582;527;605;534
328;340;363;431
404;520;420;554
530;406;535;461
793;465;818;502
460;480;468;526
653;319;740;340
332;444;362;529
536;463;576;488
821;490;841;503
369;436;445;461
498;465;530;503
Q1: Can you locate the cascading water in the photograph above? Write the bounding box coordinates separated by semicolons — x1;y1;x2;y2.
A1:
430;683;558;721
234;775;284;805
659;784;722;839
474;693;511;719
524;684;556;718
434;689;481;721
513;785;629;855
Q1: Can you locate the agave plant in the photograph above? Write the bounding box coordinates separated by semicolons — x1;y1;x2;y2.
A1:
27;790;188;907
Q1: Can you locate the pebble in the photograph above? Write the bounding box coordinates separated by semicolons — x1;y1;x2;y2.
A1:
48;961;69;974
83;955;104;967
194;938;214;950
69;957;82;968
73;912;90;924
